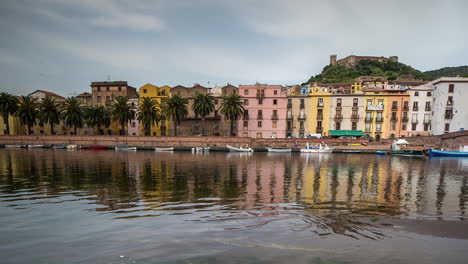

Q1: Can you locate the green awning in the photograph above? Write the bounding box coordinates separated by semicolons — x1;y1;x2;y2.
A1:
329;130;365;137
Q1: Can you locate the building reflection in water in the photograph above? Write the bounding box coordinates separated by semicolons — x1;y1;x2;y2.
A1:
1;150;467;235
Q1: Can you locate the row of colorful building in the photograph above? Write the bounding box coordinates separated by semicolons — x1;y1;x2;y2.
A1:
1;76;467;140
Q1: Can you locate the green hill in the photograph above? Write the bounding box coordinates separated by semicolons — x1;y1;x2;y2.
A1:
306;60;428;84
424;66;468;79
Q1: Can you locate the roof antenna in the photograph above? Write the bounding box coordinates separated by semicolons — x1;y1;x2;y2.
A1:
107;75;110;81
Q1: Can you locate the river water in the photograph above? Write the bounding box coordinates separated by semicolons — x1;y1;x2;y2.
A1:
1;149;468;263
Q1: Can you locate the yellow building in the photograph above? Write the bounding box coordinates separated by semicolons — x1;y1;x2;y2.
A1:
308;86;332;136
138;84;170;136
363;92;388;141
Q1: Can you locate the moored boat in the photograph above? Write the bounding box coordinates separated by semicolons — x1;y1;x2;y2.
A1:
27;144;44;148
376;151;387;155
155;147;174;151
266;147;291;153
390;139;424;157
67;144;78;150
5;145;23;148
428;147;468;157
52;144;66;149
115;146;137;151
300;143;333;153
226;145;253;152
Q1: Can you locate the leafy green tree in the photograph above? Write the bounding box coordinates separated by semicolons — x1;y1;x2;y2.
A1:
84;105;110;135
63;97;84;135
16;95;38;135
137;97;160;136
162;95;188;136
192;93;215;136
0;92;19;135
38;95;61;135
110;96;135;135
219;94;244;136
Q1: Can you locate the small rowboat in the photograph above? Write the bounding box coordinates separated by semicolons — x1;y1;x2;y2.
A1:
5;145;23;148
428;148;468;157
88;146;108;150
115;146;137;151
226;145;253;152
155;147;174;151
300;143;333;153
192;147;210;153
27;145;44;148
376;151;387;155
266;147;291;153
67;144;78;150
52;144;66;149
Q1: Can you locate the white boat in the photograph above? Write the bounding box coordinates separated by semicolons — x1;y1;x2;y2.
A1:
67;144;78;150
300;143;333;153
266;147;291;153
115;146;137;151
27;145;44;148
192;147;210;153
226;145;253;152
155;147;174;151
5;145;23;148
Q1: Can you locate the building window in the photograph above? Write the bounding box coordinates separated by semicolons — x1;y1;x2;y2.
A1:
336;122;341;130
272;132;277;138
365;123;371;132
106;87;110;91
256;133;262;138
243;121;248;128
287;121;292;131
233;90;236;94
97;96;101;103
448;84;454;93
143;89;147;93
427;92;432;96
274;90;278;95
272;121;277;128
258;121;262;128
403;101;409;110
258;110;262;119
106;96;110;103
97;87;101;92
392;101;398;110
415;92;419;96
131;122;135;128
413;101;418;111
244;89;248;95
317;121;322;128
351;122;357;130
424;124;429;131
337;98;342;106
273;99;277;105
376;123;382;132
318;98;324;106
118;87;122;91
244;99;248;105
447;96;453;105
258;99;263;105
445;123;450;132
300;121;304;130
402;124;406;130
391;121;396;130
425;102;431;111
411;123;417;131
353;98;358;106
243;132;248;137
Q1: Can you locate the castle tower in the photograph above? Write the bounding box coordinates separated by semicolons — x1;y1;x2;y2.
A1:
389;56;398;63
330;54;337;65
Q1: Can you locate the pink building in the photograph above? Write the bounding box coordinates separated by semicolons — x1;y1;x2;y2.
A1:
238;83;287;138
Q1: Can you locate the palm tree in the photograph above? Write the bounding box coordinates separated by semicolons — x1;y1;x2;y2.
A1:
63;97;84;135
0;92;19;135
84;105;110;135
16;95;38;135
162;95;188;136
110;96;135;135
38;95;61;135
137;97;160;136
192;93;215;136
219;94;244;136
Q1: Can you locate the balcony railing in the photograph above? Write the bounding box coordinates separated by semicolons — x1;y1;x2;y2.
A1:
300;104;305;109
336;105;342;110
445;113;454;119
392;106;398;111
411;119;418;124
257;115;263;120
402;116;408;122
390;116;398;121
403;105;409;111
425;107;431;111
351;114;360;122
243;115;249;120
413;107;419;111
271;115;279;120
317;102;324;107
298;114;306;120
365;117;373;123
376;117;384;123
316;127;323;133
423;119;431;124
334;115;343;122
317;115;323;121
287;103;292;108
256;91;265;98
286;114;293;120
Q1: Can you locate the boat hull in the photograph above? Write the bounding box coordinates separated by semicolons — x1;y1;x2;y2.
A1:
300;149;333;153
391;150;424;157
428;149;468;157
226;145;253;152
115;146;137;151
266;147;291;153
155;147;174;151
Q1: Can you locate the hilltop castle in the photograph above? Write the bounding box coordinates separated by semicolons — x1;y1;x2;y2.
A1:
330;54;398;67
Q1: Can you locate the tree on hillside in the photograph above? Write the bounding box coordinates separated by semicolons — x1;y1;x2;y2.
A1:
219;94;244;137
110;96;135;136
137;97;160;136
0;92;19;135
84;105;110;135
16;95;38;135
162;95;188;136
63;97;84;135
38;95;61;135
192;93;215;136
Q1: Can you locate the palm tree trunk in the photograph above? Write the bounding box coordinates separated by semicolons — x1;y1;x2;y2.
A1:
174;120;178;136
121;121;125;136
74;126;77;136
230;119;234;137
145;122;150;136
50;122;54;135
28;124;32;135
202;117;206;136
3;114;10;135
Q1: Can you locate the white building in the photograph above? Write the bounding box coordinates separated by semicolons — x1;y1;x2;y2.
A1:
430;77;468;135
407;84;433;136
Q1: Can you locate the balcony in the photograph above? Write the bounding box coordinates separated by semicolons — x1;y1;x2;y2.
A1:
317;115;323;121
423;119;431;125
352;105;359;110
243;115;249;120
334;115;343;122
271;115;279;120
375;117;384;123
316;127;323;133
300;103;305;109
365;117;373;123
257;115;263;120
336;105;342;111
402;116;408;122
413;107;419;111
256;91;265;98
403;105;409;111
298;114;306;120
391;106;398;111
367;105;384;111
287;103;292;109
445;113;454;119
411;119;418;124
425;107;431;111
351;114;360;122
390;116;398;121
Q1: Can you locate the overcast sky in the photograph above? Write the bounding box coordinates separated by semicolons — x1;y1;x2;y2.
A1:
1;0;467;96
